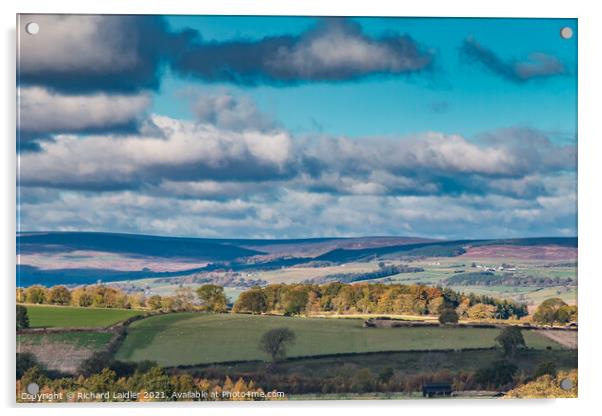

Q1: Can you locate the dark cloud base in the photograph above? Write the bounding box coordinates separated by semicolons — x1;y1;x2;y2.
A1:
460;37;568;83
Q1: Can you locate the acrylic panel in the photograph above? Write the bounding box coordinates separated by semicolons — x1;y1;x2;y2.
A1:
16;14;577;402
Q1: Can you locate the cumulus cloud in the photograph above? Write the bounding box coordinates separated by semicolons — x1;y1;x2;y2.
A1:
193;93;276;131
17;111;576;239
17;188;576;239
15;16;576;239
460;37;567;83
19;15;433;93
154;180;279;201
16;15;434;149
19;87;151;135
300;129;574;184
18;15;185;93
18;109;575;202
168;18;434;85
19;115;294;190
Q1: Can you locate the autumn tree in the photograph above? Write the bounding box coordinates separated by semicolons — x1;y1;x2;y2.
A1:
467;303;496;320
160;297;175;312
83;368;117;397
259;327;296;362
196;284;228;312
129;293;146;309
233;287;267;314
141;367;173;398
174;287;196;311
71;287;93;307
24;285;46;304
533;298;577;325
147;295;163;310
283;288;308;316
48;285;71;305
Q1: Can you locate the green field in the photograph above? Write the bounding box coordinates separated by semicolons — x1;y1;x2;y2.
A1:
18;331;114;350
22;305;144;328
115;313;563;366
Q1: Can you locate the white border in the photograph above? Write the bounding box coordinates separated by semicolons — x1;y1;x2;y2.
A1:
2;1;601;415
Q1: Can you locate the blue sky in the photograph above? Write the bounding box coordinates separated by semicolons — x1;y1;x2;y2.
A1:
17;15;577;239
154;17;577;139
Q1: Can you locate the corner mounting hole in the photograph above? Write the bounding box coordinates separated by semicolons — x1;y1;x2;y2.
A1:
560;27;573;40
560;378;574;390
25;22;39;35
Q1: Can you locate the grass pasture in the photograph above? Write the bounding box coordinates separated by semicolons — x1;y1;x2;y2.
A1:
115;313;563;366
22;304;144;328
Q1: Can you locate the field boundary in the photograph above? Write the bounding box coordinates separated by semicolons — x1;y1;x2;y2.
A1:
17;311;154;334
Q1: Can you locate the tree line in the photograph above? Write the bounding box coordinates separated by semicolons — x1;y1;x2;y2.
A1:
444;271;576;287
16;284;228;313
232;282;528;319
17;365;277;402
17;281;530;320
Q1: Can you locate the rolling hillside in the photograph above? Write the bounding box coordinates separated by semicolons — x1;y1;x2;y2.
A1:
17;232;577;287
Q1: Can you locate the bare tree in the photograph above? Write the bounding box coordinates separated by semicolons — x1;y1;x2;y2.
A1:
259;327;296;362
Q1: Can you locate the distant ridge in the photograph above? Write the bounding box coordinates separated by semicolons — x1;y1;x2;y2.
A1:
16;232;576;287
17;231;264;260
16;232;436;259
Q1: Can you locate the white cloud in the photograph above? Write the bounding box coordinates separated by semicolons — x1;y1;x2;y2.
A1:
19;15;139;74
193;93;275;131
18;188;576;239
19;115;293;189
19;111;575;202
19;87;151;133
270;19;430;78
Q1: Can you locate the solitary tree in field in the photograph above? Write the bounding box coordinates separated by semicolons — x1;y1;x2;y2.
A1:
16;305;29;330
496;326;526;357
259;327;296;362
